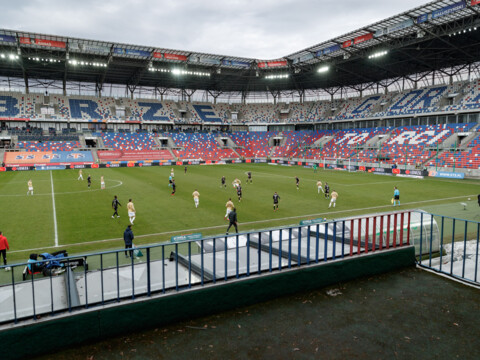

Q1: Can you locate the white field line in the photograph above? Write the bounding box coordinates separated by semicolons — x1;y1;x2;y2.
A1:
0;179;123;197
249;169;408;186
9;193;476;255
50;171;59;247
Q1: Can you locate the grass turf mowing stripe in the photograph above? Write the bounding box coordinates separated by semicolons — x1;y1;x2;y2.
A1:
8;193;477;255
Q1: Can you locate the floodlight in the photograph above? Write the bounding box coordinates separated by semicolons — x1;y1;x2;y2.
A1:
317;65;329;73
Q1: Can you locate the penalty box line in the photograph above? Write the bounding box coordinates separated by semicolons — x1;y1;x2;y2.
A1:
11;193;475;255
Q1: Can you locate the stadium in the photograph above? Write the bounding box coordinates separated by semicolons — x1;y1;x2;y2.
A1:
1;1;480;359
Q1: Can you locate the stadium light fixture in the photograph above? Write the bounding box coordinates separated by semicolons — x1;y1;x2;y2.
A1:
265;74;289;79
317;65;329;73
368;50;388;59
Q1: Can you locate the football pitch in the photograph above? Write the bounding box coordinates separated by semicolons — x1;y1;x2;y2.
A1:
1;163;479;263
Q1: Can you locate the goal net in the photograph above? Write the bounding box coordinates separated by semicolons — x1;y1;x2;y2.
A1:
323;157;355;172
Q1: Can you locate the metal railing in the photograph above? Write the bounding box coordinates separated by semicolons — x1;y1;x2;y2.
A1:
414;211;480;286
0;211;413;325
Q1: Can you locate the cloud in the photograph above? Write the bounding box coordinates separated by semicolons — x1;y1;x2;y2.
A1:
1;0;424;59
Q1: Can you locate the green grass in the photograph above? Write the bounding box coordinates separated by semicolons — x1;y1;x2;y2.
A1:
1;164;479;263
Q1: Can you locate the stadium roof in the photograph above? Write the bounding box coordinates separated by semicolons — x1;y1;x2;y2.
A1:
0;0;480;93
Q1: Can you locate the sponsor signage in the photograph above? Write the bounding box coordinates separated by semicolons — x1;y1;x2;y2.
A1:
171;233;202;243
319;44;341;56
114;48;150;57
405;170;424;176
189;55;220;65
300;218;326;226
353;33;373;45
20;37;32;44
164;53;187;61
35;165;66;171
267;60;287;67
432;1;466;19
35;39;66;48
342;40;353;48
375;19;414;37
82;44;110;54
429;170;465;179
417;13;429;24
221;59;250;68
293;53;314;64
473;0;480;5
0;34;16;43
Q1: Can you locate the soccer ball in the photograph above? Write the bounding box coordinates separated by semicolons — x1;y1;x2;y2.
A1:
468;198;471;201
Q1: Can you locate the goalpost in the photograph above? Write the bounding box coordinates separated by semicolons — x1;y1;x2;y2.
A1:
322;157;355;172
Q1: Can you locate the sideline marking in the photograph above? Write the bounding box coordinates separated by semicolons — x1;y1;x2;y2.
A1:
10;193;476;255
50;171;59;247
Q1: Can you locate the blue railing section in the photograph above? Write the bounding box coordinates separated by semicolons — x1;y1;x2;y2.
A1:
0;211;413;325
414;211;480;286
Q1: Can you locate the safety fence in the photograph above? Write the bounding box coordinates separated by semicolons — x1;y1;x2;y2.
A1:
0;210;416;325
415;211;480;286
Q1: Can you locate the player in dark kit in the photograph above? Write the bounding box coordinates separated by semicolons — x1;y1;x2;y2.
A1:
237;184;242;202
87;174;91;188
112;195;122;218
295;176;300;190
171;180;176;196
247;171;252;184
184;166;187;174
273;192;280;211
324;182;330;198
221;176;226;188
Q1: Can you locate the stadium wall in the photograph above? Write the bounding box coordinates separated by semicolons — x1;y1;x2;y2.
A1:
0;246;415;360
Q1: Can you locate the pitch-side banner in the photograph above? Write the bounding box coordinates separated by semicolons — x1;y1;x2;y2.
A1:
472;0;480;5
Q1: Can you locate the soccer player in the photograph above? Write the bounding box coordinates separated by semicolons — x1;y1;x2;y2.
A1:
192;189;200;208
78;169;83;180
100;175;105;190
168;174;173;187
112;195;121;218
295;176;300;190
171;180;176;196
232;178;241;188
170;168;175;178
247;171;252;184
27;179;33;195
225;198;234;220
87;174;91;188
393;186;400;206
127;199;136;225
236;184;242;202
226;207;238;235
324;182;330;199
313;163;317;173
273;192;280;212
221;176;226;188
329;190;338;208
184;166;187;174
317;180;324;194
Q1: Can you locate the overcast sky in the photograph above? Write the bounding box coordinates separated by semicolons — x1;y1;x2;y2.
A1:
2;0;427;59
